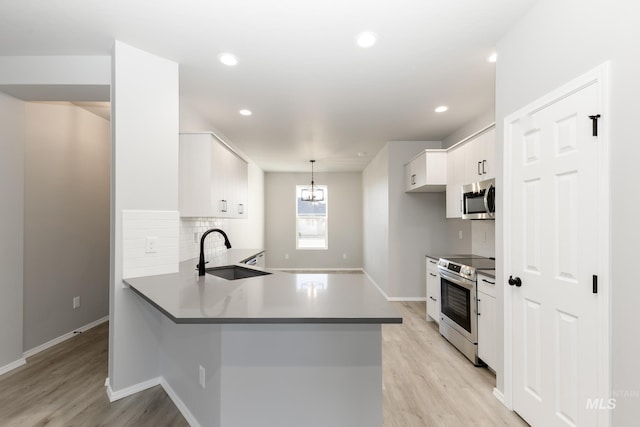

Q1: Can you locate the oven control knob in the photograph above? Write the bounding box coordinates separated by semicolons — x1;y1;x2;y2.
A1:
462;267;471;276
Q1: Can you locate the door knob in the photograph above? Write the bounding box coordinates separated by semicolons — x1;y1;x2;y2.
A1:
508;276;522;287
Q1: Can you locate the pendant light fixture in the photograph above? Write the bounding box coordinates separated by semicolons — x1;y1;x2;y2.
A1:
300;160;324;202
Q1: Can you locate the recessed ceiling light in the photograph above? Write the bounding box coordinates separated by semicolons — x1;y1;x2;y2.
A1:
239;109;252;116
435;106;449;113
356;32;377;48
218;53;238;66
487;52;497;63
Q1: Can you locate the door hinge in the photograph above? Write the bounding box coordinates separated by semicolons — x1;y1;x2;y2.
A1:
588;114;601;137
592;275;598;294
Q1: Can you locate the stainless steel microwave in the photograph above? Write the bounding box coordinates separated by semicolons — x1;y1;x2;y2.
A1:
462;178;495;220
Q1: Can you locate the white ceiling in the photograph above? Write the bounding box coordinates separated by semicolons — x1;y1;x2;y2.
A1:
0;0;536;172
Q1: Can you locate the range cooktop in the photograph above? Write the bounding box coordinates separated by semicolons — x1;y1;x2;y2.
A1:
437;256;495;281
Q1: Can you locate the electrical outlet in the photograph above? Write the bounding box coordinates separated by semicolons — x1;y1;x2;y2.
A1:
458;230;463;240
194;231;199;243
284;253;289;260
73;296;80;309
199;365;206;389
343;253;347;259
145;236;158;254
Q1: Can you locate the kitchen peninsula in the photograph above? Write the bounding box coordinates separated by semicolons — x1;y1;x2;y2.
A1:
124;250;401;427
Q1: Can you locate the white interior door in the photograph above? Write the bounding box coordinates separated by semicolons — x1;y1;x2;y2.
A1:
506;78;605;426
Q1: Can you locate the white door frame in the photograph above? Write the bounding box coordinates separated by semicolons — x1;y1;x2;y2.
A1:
502;62;611;426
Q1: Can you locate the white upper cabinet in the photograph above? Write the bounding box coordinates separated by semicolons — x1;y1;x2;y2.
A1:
445;126;495;218
404;150;447;192
446;145;465;218
179;133;248;218
463;127;495;183
481;127;495;179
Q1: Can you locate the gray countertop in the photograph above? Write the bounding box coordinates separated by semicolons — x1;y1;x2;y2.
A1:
124;249;402;325
477;269;496;279
426;254;492;260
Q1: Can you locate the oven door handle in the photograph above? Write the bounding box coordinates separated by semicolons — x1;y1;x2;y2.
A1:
438;269;475;290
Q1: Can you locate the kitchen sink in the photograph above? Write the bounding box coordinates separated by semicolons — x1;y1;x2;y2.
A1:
205;265;272;280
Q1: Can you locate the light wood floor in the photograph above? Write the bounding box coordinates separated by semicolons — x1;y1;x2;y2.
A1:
0;322;188;427
383;302;528;426
0;302;527;426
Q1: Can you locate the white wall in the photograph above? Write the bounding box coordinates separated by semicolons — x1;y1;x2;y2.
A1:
471;220;495;258
387;141;450;298
362;145;389;294
0;91;24;372
495;0;640;422
265;171;363;269
0;56;110;101
23;102;110;351
0;55;111;375
442;108;495;149
363;141;454;299
108;41;179;392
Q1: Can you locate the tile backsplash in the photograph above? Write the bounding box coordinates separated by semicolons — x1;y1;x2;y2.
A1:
471;220;495;258
122;210;179;278
180;218;230;262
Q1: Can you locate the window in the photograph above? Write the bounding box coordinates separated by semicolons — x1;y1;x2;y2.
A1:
296;185;328;249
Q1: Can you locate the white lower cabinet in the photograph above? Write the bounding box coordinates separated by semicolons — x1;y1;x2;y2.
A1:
426;257;440;323
477;273;497;370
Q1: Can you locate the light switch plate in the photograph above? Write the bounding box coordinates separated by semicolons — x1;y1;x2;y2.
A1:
145;236;158;253
199;365;206;388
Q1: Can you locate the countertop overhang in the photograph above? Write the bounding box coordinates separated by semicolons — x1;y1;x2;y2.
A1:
124;249;402;325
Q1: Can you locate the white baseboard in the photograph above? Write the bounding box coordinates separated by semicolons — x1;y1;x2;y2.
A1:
106;376;161;402
362;270;426;302
160;378;201;427
493;387;507;407
0;357;27;376
104;375;201;426
23;315;110;359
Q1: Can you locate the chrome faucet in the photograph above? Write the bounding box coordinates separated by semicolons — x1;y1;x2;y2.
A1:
198;228;232;276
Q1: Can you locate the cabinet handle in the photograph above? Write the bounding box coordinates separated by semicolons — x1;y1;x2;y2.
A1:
482;159;487;174
429;296;437;302
478;161;482;176
481;278;495;285
411;174;416;185
429;260;437;265
429;273;437;277
477;298;481;316
238;203;244;215
220;199;228;213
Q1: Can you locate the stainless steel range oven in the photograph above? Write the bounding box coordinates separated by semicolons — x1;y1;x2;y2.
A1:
437;256;495;366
